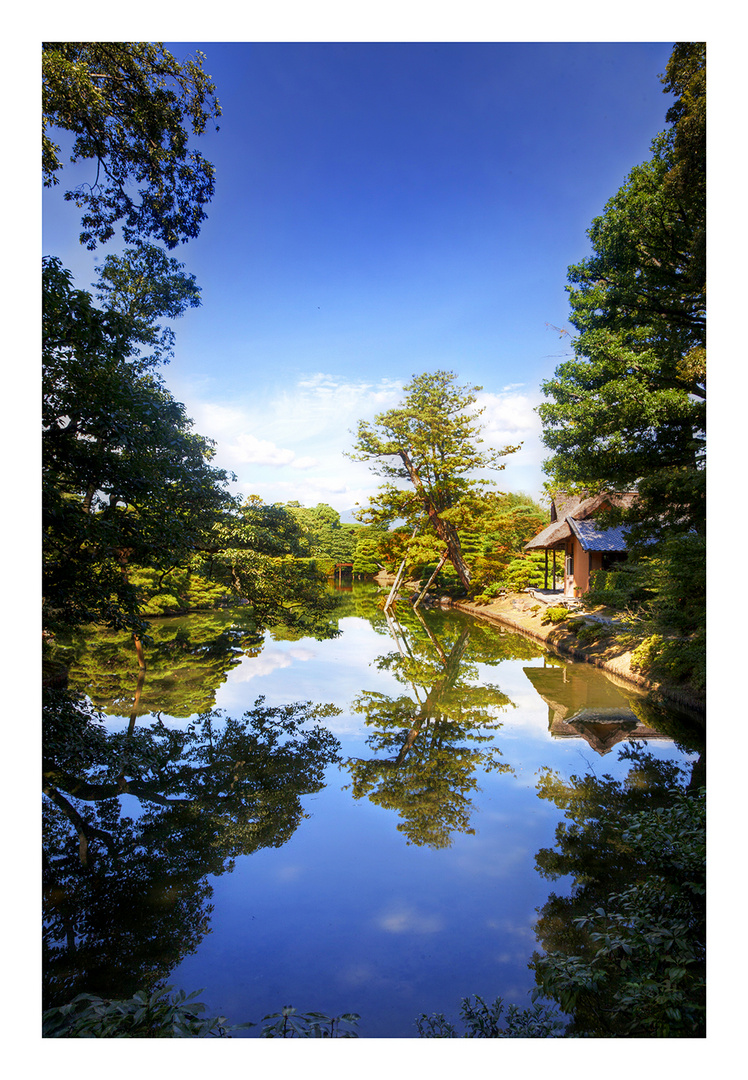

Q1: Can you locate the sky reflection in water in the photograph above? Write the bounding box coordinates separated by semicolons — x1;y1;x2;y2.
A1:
50;592;699;1037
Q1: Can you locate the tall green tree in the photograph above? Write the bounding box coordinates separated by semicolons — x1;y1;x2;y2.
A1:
93;243;202;368
538;43;705;544
42;41;220;250
42;257;231;638
350;371;520;589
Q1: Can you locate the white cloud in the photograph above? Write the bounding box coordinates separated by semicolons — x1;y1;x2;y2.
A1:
179;373;548;515
477;388;543;446
230;432;297;467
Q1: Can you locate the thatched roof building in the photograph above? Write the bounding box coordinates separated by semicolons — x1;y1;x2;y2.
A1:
524;491;638;596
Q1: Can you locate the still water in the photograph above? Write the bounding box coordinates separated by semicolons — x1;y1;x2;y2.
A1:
43;585;702;1037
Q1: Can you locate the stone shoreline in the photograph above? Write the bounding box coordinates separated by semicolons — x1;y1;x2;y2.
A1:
452;594;705;718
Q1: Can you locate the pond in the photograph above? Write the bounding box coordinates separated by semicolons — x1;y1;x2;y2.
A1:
43;584;704;1037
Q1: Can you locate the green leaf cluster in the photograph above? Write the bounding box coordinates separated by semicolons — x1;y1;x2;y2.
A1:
530;746;705;1037
539;44;706;545
42;986;231;1038
260;1005;360;1038
43;257;232;638
43;42;221;249
415;994;563;1038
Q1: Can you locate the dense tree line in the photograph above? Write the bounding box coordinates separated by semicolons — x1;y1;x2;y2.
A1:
538;43;706;691
42;43;339;659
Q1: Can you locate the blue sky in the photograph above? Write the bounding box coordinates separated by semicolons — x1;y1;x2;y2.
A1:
43;40;679;519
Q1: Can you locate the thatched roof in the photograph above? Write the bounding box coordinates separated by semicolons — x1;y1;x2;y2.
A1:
525;492;638;552
524;518;572;551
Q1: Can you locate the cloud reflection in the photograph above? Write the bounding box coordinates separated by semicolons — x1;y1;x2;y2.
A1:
375;906;445;934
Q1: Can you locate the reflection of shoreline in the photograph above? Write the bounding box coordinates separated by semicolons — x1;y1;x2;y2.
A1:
456;599;705;715
523;662;671;755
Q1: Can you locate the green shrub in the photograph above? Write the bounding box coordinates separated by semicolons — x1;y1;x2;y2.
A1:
42;987;232;1038
541;606;568;625
483;581;505;599
574;621;614;647
415;995;562;1038
500;554;548;592
631;631;705;692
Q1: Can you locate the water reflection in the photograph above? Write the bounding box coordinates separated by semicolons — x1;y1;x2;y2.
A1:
43;586;702;1034
344;608;524;848
523;660;670;755
56;610;266;718
43;694;342;1008
530;744;705;1036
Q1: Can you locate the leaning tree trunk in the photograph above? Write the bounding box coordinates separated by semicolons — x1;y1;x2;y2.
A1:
397;449;472;589
426;509;471;589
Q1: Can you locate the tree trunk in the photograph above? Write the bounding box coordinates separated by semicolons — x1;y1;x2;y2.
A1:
397;449;472;589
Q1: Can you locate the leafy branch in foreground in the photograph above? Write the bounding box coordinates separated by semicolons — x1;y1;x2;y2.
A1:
43;993;360;1038
42;986;235;1038
415;995;563;1038
260;1005;360;1038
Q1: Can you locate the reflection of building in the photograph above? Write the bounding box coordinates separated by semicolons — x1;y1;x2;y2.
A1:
524;492;636;596
523;661;670;755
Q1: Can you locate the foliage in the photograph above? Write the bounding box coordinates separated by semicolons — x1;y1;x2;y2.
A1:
566;620;614;648
201;497;340;636
461;493;549;591
538;44;706;546
583;530;705;691
541;606;568;625
260;1005;360;1038
352;528;387;576
129;564;234;615
43;693;342;1007
350;371;520;588
42;257;231;637
530;746;705;1037
43;989;360;1038
537;43;706;693
94;244;202;368
415;994;563;1038
42;986;232;1038
43;41;220;249
500;552;555;593
284;502;362;568
630;631;706;693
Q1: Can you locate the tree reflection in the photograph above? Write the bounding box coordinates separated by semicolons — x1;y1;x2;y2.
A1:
530;743;705;1037
43;691;341;1008
344;608;524;847
56;610;265;718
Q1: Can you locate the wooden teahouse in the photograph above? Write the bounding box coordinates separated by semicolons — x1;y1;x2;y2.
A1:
524;492;637;597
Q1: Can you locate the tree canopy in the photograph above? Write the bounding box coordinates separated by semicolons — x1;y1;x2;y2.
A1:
350;371;520;589
42;42;221;250
42;256;231;637
538;44;705;543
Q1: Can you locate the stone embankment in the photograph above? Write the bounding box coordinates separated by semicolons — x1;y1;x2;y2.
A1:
452;592;705;717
